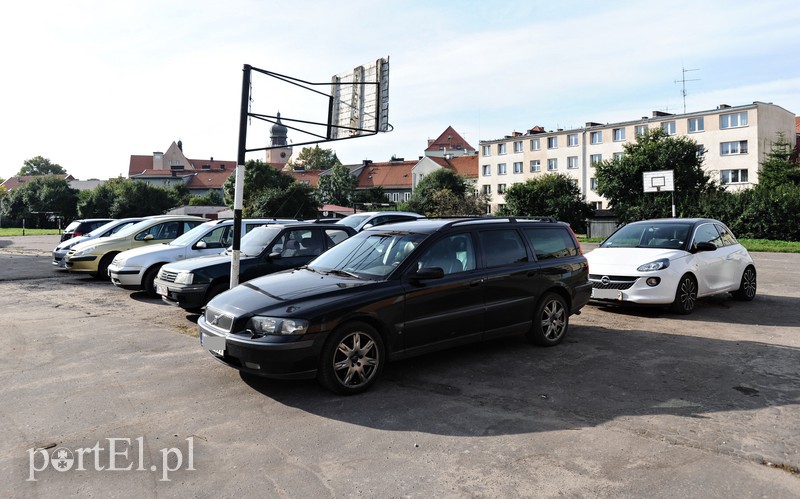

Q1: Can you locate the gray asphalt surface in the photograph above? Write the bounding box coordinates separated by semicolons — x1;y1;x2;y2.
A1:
1;234;798;497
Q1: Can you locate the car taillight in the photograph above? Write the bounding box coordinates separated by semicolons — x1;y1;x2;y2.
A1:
73;231;83;237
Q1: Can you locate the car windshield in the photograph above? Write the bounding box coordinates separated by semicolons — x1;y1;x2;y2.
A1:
335;214;371;229
86;220;134;238
238;226;283;256
601;222;691;249
169;222;217;247
309;231;426;280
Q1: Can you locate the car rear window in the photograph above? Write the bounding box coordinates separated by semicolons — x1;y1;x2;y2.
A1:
523;227;578;260
478;229;528;268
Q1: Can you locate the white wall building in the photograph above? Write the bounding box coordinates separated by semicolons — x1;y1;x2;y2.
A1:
478;101;796;214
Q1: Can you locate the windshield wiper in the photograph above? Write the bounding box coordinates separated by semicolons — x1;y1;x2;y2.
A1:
324;268;360;279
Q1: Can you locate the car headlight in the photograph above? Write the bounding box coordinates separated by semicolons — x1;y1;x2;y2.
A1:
112;256;126;267
72;246;97;257
637;258;670;272
174;272;194;285
247;316;309;336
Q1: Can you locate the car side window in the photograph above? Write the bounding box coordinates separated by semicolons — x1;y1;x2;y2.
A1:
715;224;737;246
415;234;475;275
324;229;351;247
200;226;230;249
135;223;166;241
693;223;723;248
523;227;578;260
478;229;528;268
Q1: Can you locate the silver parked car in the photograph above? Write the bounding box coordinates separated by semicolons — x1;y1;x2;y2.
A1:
52;218;145;269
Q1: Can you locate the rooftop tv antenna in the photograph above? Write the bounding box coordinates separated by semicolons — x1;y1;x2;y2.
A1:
674;66;700;114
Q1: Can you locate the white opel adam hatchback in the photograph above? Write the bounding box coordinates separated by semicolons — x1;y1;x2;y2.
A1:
585;218;756;314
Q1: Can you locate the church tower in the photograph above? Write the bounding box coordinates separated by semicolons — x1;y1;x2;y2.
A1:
265;112;292;167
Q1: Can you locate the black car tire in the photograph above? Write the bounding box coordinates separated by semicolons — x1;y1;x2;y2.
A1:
143;264;163;298
95;253;116;280
670;273;697;314
318;321;384;395
731;265;757;301
526;292;569;346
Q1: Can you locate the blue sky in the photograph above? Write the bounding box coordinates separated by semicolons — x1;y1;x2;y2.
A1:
2;0;799;181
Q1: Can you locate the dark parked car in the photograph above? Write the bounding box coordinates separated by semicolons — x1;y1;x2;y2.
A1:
60;218;114;242
154;223;355;311
198;217;592;394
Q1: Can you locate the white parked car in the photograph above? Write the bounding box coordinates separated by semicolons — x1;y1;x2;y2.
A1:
585;218;756;314
52;218;145;268
108;218;299;296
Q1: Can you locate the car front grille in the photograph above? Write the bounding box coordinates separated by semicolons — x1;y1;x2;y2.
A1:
589;274;638;290
159;269;179;283
204;307;234;333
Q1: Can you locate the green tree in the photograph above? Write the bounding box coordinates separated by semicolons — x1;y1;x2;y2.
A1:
316;163;357;206
223;160;294;212
401;168;487;216
188;190;224;206
18;156;68;176
1;176;78;227
77;178;184;218
352;186;387;206
249;183;320;219
287;146;341;170
497;173;593;232
595;128;719;224
757;132;800;190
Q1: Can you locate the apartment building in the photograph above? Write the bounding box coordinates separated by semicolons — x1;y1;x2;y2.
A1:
478;101;796;213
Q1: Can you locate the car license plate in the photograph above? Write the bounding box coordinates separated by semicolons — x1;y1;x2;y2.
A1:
156;284;168;297
592;288;623;300
202;332;226;356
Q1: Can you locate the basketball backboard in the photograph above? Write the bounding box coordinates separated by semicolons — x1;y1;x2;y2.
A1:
328;57;390;140
643;170;675;192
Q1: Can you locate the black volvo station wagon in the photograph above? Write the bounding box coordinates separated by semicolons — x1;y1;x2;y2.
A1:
199;217;592;394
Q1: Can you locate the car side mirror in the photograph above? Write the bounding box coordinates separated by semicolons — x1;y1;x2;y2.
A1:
269;252;282;259
195;240;207;249
692;241;717;253
411;267;445;280
143;234;154;241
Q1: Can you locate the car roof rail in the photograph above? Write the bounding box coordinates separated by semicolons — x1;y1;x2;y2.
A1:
436;216;558;229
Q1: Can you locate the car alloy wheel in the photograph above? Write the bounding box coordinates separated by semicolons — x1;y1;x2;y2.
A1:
670;274;697;314
526;292;569;346
732;266;757;301
319;322;384;395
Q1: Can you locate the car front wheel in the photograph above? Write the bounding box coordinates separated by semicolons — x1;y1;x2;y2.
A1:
318;322;384;395
670;274;697;314
732;265;757;301
526;292;569;346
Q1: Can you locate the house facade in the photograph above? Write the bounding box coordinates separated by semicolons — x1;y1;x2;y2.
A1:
478;101;797;213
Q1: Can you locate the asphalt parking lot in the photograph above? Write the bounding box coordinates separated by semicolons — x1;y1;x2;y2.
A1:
1;235;799;497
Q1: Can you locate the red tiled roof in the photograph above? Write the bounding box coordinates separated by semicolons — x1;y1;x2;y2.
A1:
186;170;235;189
429;156;479;178
128;155;237;176
286;168;323;187
425;126;475;153
357;161;415;189
0;174;74;191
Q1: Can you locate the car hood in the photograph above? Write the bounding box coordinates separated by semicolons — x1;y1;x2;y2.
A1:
56;234;93;251
162;253;250;272
116;242;183;262
207;268;373;317
585;247;686;269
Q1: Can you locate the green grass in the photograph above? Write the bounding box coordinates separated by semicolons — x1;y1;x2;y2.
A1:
0;228;61;236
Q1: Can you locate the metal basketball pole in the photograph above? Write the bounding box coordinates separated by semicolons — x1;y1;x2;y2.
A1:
231;64;251;288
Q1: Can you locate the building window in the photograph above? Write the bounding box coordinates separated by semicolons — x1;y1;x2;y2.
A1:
721;140;748;156
613;152;624;161
530;138;540;151
547;136;558;149
497;143;507;155
513;162;523;174
591;201;603;210
482;145;491;156
613;128;626;142
720;169;749;184
547;158;558;171
662;121;676;135
567;134;578;147
590;131;602;144
688;117;704;133
482;164;491;176
567;156;578;169
635;125;648;137
482;184;491;195
513;141;523;153
497;184;507;194
590;178;598;190
530;160;541;172
720;112;748;129
497;163;507;175
590;154;603;165
404;192;411;201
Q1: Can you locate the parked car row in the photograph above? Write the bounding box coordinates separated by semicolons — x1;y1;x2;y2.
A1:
53;214;757;395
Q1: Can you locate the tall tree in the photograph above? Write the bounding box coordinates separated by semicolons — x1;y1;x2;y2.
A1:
223;159;294;212
401;168;487;216
77;178;184;218
595;128;719;224
757;132;800;190
287;146;341;170
18;156;67;176
249;183;320;219
1;176;78;227
498;173;593;232
316;164;357;206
